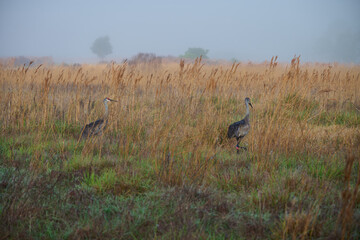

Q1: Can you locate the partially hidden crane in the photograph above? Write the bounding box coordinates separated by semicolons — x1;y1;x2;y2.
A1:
227;97;253;153
80;97;117;139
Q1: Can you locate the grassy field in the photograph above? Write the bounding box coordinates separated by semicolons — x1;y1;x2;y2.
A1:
1;56;359;239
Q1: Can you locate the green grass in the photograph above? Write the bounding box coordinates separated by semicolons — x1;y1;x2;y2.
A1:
83;169;118;192
0;165;260;239
281;93;360;127
312;110;360;127
1;117;359;239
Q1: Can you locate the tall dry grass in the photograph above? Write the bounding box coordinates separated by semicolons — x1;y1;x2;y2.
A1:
1;57;359;172
2;58;358;150
1;56;359;238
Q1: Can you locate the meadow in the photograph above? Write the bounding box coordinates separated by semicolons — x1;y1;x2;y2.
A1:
0;56;359;239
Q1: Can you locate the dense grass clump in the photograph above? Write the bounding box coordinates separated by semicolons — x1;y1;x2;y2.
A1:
1;57;360;239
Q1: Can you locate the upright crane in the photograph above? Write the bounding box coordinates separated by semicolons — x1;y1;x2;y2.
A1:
227;97;253;153
80;97;117;139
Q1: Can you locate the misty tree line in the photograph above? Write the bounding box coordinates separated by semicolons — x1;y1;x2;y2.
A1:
0;56;54;67
91;36;210;62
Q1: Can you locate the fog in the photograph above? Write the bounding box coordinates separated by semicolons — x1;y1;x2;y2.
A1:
1;0;359;63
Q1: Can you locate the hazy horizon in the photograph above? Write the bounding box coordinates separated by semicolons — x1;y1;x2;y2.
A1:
1;0;359;63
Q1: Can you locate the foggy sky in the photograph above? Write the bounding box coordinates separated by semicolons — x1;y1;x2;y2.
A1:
0;0;359;63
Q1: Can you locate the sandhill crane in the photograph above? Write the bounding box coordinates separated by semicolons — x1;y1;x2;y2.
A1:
227;97;253;153
80;97;117;139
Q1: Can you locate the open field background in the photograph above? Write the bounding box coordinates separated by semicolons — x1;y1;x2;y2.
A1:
1;57;360;239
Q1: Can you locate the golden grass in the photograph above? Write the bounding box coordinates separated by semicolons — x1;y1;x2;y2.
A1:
1;57;359;166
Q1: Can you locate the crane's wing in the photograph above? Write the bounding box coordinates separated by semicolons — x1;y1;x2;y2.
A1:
81;119;106;138
227;120;244;138
237;124;250;138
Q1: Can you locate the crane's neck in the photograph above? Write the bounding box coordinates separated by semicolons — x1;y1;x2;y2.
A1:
245;101;250;116
104;101;109;117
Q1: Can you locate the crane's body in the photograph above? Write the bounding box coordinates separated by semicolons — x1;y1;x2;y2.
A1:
227;97;253;152
80;97;117;139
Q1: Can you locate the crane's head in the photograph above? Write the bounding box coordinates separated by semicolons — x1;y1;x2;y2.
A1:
104;97;118;103
245;97;253;108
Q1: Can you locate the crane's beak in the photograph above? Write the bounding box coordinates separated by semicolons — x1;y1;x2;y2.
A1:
109;98;118;102
249;102;253;108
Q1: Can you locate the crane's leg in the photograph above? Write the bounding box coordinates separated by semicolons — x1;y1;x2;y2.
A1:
236;138;247;154
236;138;241;154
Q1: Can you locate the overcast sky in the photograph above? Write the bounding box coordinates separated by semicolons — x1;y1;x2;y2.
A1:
0;0;359;63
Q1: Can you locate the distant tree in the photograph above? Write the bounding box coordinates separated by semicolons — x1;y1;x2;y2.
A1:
91;36;112;59
181;48;209;59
